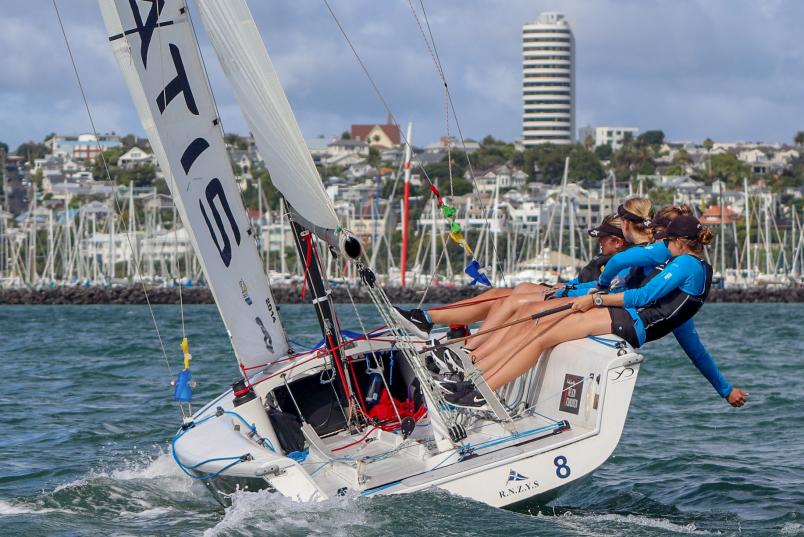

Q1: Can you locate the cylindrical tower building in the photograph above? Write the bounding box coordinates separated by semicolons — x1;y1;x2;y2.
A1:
522;12;575;146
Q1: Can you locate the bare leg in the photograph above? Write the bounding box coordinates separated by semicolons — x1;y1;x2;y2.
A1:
474;304;573;374
471;296;574;358
428;287;512;325
464;284;551;350
484;308;612;390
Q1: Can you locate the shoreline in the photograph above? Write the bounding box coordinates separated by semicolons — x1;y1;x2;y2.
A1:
0;285;802;305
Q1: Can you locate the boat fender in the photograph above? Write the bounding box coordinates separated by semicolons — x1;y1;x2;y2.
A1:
268;409;306;454
364;369;384;407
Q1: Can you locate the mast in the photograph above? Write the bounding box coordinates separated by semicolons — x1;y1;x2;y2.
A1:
430;197;437;279
491;173;500;284
556;157;569;281
401;122;413;287
127;181;135;281
287;203;356;422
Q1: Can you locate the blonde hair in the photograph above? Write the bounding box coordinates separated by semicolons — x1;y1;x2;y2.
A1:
655;204;692;222
622;197;654;233
602;213;624;230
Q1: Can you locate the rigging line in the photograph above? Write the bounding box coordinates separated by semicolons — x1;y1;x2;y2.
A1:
52;0;176;381
343;284;404;426
405;0;452;196
320;0;438;193
406;0;508;286
323;0;500;295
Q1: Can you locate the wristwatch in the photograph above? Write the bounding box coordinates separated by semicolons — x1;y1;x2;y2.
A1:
593;294;604;307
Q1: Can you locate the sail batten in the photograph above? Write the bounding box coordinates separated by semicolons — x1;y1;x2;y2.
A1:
100;0;288;371
195;0;340;232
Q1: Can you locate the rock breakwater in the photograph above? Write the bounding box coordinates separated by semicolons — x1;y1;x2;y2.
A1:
1;285;802;305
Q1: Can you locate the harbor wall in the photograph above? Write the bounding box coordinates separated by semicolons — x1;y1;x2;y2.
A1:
0;286;802;305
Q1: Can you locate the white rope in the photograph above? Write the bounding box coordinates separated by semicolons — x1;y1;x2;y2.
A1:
343;284;404;426
52;1;177;391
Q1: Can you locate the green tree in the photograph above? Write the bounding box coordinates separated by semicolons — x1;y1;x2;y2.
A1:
594;143;613;161
367;146;381;167
14;141;49;163
703;138;714;151
224;133;248;150
611;136;655;181
340;131;351;140
707;152;749;187
91;146;126;180
794;131;804;148
0;141;8;155
118;164;157;187
637;130;665;147
242;167;282;211
481;135;505;147
522;143;604;183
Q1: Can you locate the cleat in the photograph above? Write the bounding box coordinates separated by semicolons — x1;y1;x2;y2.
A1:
392;307;433;339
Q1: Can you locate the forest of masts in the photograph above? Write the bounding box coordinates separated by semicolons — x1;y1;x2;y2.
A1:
1;169;803;290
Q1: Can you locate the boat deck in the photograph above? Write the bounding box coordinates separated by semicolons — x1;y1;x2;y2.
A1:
302;411;592;497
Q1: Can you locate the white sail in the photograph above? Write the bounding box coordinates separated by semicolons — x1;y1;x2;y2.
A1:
99;0;288;371
195;0;339;232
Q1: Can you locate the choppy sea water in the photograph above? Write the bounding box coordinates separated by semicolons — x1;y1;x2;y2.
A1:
0;303;801;536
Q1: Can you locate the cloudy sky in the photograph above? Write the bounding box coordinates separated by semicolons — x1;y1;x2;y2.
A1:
1;0;803;150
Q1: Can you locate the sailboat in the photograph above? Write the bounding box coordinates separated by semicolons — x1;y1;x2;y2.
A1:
99;0;643;508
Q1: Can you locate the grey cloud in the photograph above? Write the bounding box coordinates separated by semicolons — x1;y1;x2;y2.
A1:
1;0;802;149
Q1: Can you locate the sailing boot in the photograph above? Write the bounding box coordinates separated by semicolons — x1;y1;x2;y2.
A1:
445;384;488;410
392;307;433;339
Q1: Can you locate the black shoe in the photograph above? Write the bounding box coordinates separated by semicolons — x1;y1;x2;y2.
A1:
392;307;433;338
430;347;464;376
445;385;487;409
434;377;471;394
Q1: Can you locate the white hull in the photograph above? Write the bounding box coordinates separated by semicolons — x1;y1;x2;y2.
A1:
173;333;641;508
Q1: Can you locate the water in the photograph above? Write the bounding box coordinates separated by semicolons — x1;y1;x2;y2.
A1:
0;303;802;536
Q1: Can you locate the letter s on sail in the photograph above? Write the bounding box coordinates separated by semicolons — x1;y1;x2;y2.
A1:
199;178;241;267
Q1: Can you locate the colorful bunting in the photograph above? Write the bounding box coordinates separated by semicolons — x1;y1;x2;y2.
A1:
464;259;491;286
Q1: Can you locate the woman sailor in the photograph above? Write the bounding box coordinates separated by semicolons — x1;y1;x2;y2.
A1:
391;210;632;337
395;197;653;352
445;215;749;409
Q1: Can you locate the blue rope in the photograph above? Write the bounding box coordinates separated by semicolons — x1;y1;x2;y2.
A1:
587;335;621;348
170;407;276;480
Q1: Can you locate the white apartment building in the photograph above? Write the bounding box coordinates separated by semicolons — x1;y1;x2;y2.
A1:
578;126;639;150
522;12;575;146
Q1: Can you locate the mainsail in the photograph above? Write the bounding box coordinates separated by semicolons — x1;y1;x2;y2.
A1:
194;0;342;239
100;0;288;371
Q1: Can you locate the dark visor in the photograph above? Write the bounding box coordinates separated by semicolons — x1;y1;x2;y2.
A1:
617;204;652;227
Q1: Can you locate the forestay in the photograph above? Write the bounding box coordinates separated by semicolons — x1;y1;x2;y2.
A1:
99;0;288;371
195;0;340;232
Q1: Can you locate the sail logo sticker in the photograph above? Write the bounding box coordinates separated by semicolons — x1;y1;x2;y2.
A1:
559;374;584;415
497;469;539;499
239;279;252;306
506;470;528;485
609;366;635;383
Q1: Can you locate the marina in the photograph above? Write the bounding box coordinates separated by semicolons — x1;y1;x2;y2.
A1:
0;1;802;536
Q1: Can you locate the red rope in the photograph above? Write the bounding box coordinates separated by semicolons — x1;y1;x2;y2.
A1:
427;294;506;311
331;427;377;452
